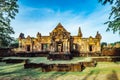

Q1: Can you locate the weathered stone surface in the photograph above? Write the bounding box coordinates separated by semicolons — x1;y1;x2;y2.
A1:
102;48;120;56
18;23;101;54
41;63;84;72
0;48;14;57
24;61;85;72
15;51;49;57
47;53;73;60
92;57;120;62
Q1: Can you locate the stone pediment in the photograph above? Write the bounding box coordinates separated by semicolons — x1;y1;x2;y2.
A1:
52;23;68;33
50;23;70;39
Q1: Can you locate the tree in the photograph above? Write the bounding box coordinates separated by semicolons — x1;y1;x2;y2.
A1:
101;42;107;49
99;0;120;34
0;0;19;47
9;39;19;48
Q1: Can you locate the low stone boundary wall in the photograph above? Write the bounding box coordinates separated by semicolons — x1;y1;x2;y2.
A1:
15;51;49;57
42;63;84;72
0;48;14;57
102;48;120;56
71;50;80;57
70;50;101;57
2;59;28;64
92;57;120;62
23;60;97;72
80;52;101;57
0;50;49;57
81;60;97;67
0;48;11;54
24;62;84;72
47;53;73;60
24;63;43;68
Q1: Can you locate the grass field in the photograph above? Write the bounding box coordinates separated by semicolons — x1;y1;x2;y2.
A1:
0;57;120;80
3;57;92;64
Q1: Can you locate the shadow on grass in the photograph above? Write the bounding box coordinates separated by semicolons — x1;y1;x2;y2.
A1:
107;70;118;80
0;63;23;71
114;61;120;64
82;69;119;80
48;71;67;80
0;68;23;76
82;69;100;80
0;62;68;80
0;63;43;79
0;68;43;79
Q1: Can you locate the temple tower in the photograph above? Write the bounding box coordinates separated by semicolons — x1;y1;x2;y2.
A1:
78;27;82;37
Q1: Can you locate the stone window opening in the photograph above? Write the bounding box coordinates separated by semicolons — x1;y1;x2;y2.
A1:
89;45;92;52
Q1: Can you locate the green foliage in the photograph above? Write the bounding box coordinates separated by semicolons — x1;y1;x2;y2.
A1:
114;41;120;44
101;42;107;48
111;41;120;46
0;0;19;47
9;39;19;48
107;41;120;47
109;43;114;46
99;0;120;34
99;0;114;5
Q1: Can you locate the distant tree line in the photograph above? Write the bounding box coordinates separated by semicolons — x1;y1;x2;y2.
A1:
101;41;120;48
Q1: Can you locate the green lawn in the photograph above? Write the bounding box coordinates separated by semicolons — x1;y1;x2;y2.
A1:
0;57;120;80
31;57;92;64
2;57;92;64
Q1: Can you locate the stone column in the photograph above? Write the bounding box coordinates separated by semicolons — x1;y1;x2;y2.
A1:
63;41;65;52
65;39;68;52
54;42;57;52
67;40;70;52
97;42;101;52
39;43;41;51
47;44;50;51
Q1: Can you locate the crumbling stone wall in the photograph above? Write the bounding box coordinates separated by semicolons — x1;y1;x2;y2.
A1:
102;48;120;56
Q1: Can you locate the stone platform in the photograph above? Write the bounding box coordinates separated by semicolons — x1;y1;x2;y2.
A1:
47;52;73;60
23;57;97;72
2;56;120;72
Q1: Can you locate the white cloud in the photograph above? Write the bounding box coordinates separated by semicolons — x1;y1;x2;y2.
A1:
11;5;120;43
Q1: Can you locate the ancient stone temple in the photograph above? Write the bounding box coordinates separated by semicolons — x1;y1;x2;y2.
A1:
18;23;102;53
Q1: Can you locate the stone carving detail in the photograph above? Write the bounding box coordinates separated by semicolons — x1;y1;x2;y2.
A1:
50;23;70;40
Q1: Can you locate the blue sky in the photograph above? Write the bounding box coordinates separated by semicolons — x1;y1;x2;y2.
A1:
11;0;120;43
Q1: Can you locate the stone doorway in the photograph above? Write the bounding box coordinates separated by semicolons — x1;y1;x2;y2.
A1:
89;45;92;52
41;44;47;51
26;45;30;51
56;42;63;52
